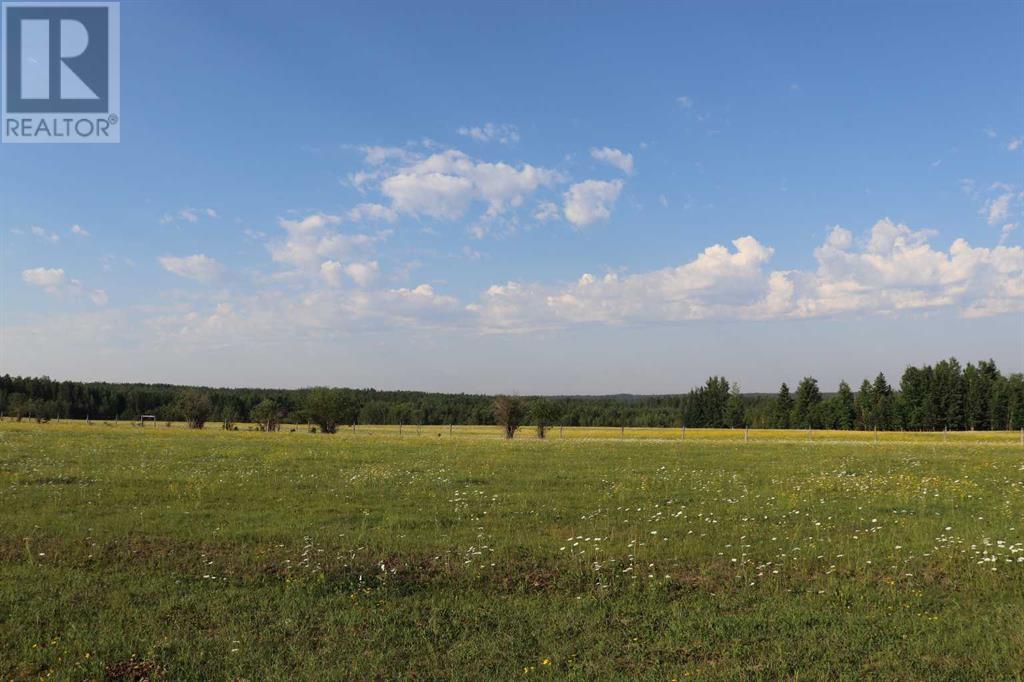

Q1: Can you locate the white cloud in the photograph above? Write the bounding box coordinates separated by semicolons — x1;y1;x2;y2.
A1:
160;208;218;225
69;224;91;237
468;219;1024;329
22;267;66;291
1008;137;1022;151
457;123;520;145
590;147;634;175
279;213;342;233
677;96;693;108
1000;223;1018;245
382;171;475;220
380;149;563;220
22;267;106;305
345;260;379;287
158;254;224;283
269;212;390;275
30;226;59;243
361;145;417;166
533;201;560;223
346;169;383;193
347;203;397;223
563;179;623;228
320;260;344;287
984;191;1019;225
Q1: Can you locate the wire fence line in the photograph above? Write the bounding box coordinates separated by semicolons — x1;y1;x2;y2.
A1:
4;418;1022;447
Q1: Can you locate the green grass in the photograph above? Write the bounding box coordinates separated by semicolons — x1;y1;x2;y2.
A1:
1;422;1022;680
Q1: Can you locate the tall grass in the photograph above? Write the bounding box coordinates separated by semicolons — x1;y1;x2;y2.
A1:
1;422;1021;679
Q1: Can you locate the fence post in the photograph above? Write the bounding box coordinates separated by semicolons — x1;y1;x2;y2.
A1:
620;425;624;439
560;425;563;439
1020;427;1023;446
874;427;878;444
807;427;811;441
449;424;453;437
744;427;749;443
399;422;403;436
681;424;686;440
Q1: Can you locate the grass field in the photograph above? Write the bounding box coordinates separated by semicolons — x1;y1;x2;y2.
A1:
1;423;1022;680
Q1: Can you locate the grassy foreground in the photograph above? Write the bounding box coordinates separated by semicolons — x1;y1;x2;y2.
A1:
1;423;1022;680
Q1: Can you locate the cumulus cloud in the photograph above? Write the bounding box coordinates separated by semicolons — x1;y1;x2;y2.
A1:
270;212;389;272
320;260;344;287
158;254;224;283
347;203;397;223
590;147;634;175
69;224;91;237
677;96;693;108
468;219;1024;330
22;267;66;291
1008;137;1022;152
380;149;563;220
22;267;106;305
457;123;520;144
344;260;379;287
563;179;623;228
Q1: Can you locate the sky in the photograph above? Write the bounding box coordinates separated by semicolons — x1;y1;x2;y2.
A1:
1;0;1023;394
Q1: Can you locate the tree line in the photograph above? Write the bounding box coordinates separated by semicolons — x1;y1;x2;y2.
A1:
0;357;1020;431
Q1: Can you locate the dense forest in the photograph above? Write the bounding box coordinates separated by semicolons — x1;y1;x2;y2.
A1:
0;357;1021;431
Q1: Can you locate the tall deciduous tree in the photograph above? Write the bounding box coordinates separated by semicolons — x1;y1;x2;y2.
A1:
493;395;526;439
251;399;283;432
304;388;356;434
176;390;213;429
529;398;561;439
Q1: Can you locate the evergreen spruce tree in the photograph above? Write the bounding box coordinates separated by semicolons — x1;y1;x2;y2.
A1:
775;383;793;429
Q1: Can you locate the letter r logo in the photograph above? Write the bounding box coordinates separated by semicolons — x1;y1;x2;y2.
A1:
4;5;109;113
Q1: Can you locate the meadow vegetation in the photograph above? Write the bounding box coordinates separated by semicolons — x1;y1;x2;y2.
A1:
1;422;1022;680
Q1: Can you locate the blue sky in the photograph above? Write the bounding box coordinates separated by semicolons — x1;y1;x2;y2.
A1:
2;0;1022;393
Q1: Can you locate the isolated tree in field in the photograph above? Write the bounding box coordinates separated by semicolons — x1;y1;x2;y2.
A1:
792;377;822;428
493;395;525;439
775;383;793;428
176;390;213;429
251;399;282;432
304;388;356;434
529;398;561;439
